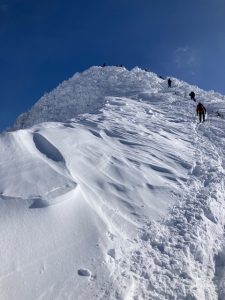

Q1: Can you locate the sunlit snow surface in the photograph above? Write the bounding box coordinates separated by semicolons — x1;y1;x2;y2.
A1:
1;67;225;299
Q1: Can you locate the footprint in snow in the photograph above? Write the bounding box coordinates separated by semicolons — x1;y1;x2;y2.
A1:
107;249;116;259
77;268;91;277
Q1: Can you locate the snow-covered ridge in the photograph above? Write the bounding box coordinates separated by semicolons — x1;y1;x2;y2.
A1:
12;66;224;130
2;66;225;299
12;66;162;129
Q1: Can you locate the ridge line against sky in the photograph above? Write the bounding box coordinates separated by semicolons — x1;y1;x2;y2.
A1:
0;0;225;130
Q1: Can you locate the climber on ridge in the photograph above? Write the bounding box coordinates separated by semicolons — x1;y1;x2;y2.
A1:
196;102;206;123
167;78;172;88
189;91;196;102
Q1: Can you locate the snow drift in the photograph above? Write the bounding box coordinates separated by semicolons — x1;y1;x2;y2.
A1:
1;66;225;299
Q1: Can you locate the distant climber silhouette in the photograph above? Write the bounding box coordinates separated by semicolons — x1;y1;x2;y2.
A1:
196;102;206;122
167;78;172;88
189;91;196;102
102;63;106;67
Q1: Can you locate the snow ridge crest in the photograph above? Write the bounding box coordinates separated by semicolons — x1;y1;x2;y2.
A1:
12;66;165;130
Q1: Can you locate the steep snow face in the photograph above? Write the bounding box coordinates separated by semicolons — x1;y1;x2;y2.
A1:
1;67;225;299
12;65;225;130
12;66;164;129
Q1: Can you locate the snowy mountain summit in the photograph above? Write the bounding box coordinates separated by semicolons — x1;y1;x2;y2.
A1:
13;66;165;129
2;66;225;299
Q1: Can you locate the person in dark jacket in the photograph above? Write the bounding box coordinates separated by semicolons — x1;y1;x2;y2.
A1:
196;102;206;122
189;91;196;102
168;78;172;88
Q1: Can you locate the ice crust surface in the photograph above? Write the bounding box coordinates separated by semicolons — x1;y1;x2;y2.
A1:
1;66;225;299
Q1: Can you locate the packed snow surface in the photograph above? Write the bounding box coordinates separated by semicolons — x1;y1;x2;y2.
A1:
1;66;225;299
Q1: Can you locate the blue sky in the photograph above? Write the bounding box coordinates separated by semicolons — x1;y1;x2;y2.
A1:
0;0;225;130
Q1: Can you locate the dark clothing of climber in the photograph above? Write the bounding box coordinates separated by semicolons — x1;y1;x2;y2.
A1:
196;102;206;122
189;91;196;102
168;78;172;88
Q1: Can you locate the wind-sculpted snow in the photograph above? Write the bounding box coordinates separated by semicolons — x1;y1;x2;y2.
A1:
0;130;76;208
33;132;65;164
1;67;225;299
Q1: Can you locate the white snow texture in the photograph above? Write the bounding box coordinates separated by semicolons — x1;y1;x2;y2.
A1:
1;66;225;300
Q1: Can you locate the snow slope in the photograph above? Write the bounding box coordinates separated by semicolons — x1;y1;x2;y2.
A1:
1;66;225;299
